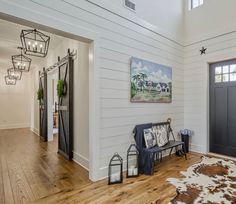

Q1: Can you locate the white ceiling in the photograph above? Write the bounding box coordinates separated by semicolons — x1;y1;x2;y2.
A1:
0;19;65;71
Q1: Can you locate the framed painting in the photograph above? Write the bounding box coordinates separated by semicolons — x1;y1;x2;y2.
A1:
130;57;172;103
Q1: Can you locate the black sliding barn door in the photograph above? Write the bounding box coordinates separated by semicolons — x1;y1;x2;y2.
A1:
39;68;48;142
58;55;74;160
210;60;236;157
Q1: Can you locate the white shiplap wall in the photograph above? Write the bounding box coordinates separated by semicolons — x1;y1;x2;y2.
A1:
0;0;184;180
184;32;236;154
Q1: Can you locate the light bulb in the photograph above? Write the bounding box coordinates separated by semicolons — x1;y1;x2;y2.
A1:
40;44;43;53
28;41;31;50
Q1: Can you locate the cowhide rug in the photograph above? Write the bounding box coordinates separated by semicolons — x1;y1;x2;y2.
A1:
167;156;236;204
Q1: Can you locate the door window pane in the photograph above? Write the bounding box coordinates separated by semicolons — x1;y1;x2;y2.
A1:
223;65;229;74
222;74;229;82
215;67;222;74
230;64;236;73
215;75;221;83
230;73;236;81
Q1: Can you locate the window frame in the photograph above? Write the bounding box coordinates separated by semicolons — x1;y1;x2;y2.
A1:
214;64;236;83
190;0;204;10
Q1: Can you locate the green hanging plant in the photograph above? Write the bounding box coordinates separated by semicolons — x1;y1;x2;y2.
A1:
57;79;65;98
37;88;44;101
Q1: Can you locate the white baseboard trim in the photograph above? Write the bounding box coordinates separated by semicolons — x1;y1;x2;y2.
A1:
31;127;40;136
189;143;206;154
0;123;30;130
97;149;177;181
73;152;89;171
207;152;236;161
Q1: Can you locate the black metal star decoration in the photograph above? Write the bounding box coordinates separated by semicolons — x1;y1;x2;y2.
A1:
200;46;207;55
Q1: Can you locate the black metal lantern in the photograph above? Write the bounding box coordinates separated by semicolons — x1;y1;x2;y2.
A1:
127;144;139;178
108;153;123;185
7;68;22;80
20;29;50;57
12;47;31;72
5;75;16;85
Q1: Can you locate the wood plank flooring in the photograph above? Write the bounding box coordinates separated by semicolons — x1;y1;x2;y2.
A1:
0;128;90;204
0;128;202;204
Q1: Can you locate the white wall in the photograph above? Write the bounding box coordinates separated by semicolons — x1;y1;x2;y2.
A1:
185;0;236;45
89;0;184;43
0;0;184;180
184;33;236;154
184;0;236;154
0;68;31;129
31;67;40;134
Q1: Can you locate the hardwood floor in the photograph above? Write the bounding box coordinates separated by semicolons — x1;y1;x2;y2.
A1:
0;128;90;204
0;128;202;204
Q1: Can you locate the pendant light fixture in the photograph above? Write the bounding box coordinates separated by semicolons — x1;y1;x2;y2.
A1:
20;29;50;57
5;75;17;85
7;68;22;80
12;47;32;72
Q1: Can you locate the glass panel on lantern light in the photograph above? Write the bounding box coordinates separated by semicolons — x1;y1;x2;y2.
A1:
110;165;121;183
127;155;138;176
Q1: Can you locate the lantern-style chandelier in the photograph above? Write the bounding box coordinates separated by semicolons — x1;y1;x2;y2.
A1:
12;47;32;72
5;75;16;85
8;68;22;80
20;29;50;57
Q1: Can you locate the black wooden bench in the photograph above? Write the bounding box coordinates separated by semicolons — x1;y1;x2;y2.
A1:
133;119;187;175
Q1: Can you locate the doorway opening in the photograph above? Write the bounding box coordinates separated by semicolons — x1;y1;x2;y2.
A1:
47;68;58;142
0;17;92;177
209;59;236;157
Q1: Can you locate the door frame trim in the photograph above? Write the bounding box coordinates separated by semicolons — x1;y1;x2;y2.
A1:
0;4;101;181
208;59;236;156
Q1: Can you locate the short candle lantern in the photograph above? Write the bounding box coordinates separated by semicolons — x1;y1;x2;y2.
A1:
127;144;139;178
108;153;123;185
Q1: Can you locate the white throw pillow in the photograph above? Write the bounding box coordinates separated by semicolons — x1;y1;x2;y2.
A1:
143;128;157;149
153;126;168;147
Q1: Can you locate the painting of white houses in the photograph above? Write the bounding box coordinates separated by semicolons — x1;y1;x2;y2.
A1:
130;57;172;103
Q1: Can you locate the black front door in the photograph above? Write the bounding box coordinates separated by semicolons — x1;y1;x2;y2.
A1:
39;68;48;142
57;54;74;160
210;59;236;157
